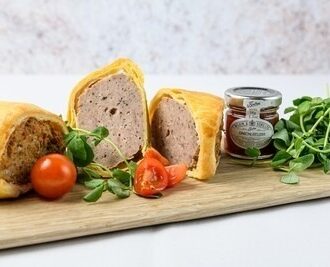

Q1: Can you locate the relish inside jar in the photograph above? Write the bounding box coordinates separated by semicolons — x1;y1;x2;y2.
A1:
224;87;282;159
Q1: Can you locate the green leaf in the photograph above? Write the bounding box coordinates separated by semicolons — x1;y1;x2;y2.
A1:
293;96;312;106
67;137;87;160
244;147;260;166
324;97;330;104
318;153;327;161
107;179;130;199
72;142;94;167
78;168;102;185
245;147;261;158
64;131;78;145
272;129;290;146
83;184;104;202
84;179;105;189
314;138;326;146
107;178;129;190
288;113;300;127
297;101;311;115
289;154;315;172
274;119;285;131
128;161;138;176
285;120;300;132
311;97;323;105
284;107;296;114
92;127;109;146
322;120;329;128
315;110;324;119
288;148;305;159
77;172;92;184
65;149;74;161
317;153;330;173
288;149;296;158
294;138;303;151
304;123;314;132
292;130;304;138
289;138;305;158
112;169;132;187
323;159;330;173
273;139;288;151
271;151;292;167
92;126;109;138
66;135;94;167
82;167;102;179
303;109;316;122
281;172;299;184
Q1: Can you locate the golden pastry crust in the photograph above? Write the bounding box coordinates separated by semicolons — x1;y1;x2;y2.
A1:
0;101;66;199
67;58;150;152
149;88;224;180
0;179;31;199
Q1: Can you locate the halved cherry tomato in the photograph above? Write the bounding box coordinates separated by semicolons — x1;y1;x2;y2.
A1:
134;158;168;196
31;154;77;199
165;164;187;188
144;147;169;166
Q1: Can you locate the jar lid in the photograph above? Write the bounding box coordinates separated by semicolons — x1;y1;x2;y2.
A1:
224;87;282;108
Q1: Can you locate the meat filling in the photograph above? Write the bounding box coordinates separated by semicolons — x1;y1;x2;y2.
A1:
76;73;144;168
151;97;199;168
0;118;65;185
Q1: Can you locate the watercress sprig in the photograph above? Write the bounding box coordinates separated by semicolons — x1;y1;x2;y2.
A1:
64;126;136;202
271;96;330;184
245;147;261;165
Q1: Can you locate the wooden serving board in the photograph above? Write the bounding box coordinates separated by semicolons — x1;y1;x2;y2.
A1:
1;155;330;250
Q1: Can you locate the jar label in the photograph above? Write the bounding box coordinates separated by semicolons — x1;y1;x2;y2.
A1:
243;99;274;109
229;118;274;149
243;99;273;119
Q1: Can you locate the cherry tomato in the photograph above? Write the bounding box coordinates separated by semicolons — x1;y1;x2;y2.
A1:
134;158;168;196
31;154;77;199
165;164;187;188
144;147;169;166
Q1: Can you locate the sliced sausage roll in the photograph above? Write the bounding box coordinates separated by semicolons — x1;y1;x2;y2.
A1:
67;58;149;168
149;89;224;180
0;102;66;199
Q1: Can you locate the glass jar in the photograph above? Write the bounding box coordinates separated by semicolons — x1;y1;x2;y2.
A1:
224;87;282;159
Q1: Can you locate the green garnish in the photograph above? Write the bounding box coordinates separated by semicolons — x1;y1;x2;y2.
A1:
280;172;299;184
65;126;135;202
272;96;330;184
244;147;261;165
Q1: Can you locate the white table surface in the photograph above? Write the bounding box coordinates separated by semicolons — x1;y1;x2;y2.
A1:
1;75;330;267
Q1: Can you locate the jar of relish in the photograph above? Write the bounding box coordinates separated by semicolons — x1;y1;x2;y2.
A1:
224;87;282;159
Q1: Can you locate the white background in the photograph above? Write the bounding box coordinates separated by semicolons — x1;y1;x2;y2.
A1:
1;75;330;266
1;0;330;74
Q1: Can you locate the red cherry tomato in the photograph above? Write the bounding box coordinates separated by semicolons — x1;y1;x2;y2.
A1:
165;164;187;188
134;158;168;196
31;154;77;199
144;147;169;166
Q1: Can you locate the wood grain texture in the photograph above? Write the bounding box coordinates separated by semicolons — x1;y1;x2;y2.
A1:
1;156;330;250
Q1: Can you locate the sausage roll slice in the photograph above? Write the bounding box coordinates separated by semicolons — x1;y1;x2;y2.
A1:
0;102;66;199
149;89;224;180
67;58;149;168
